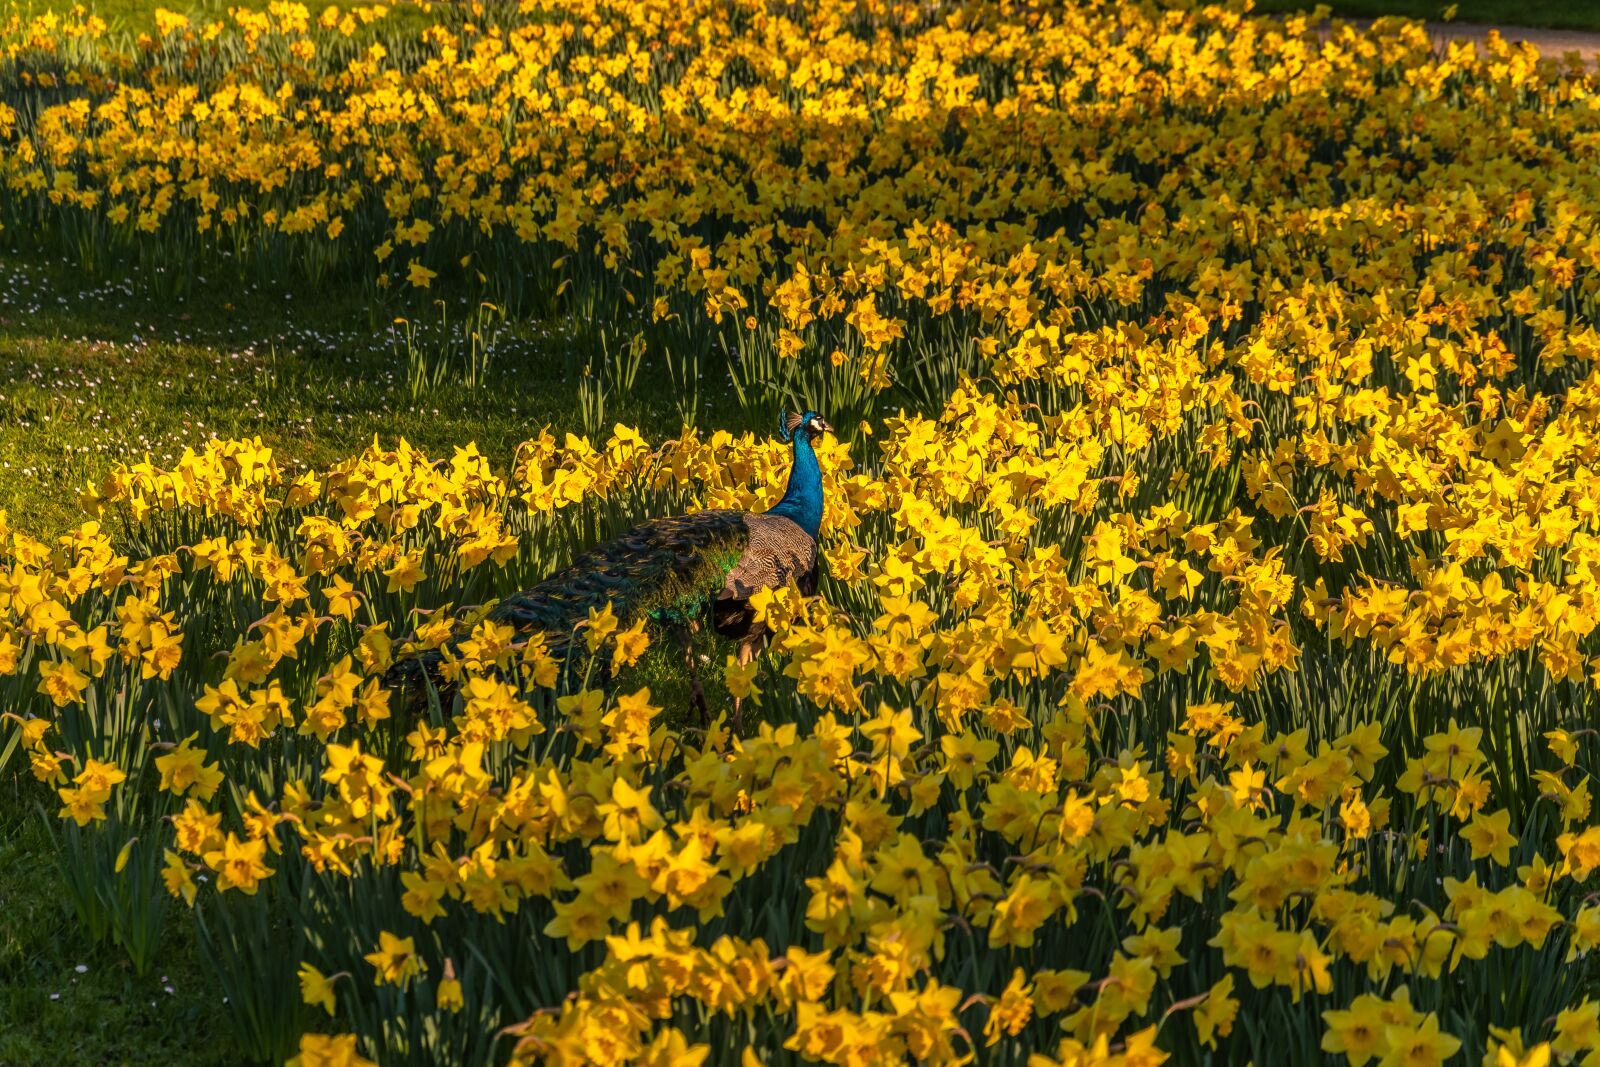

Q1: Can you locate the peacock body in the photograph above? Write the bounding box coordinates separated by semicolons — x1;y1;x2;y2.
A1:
389;410;832;706
488;507;817;657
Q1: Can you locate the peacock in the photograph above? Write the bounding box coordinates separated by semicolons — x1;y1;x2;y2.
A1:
389;410;833;723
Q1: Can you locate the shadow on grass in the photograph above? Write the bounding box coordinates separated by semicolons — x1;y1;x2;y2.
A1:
0;776;238;1067
0;252;772;536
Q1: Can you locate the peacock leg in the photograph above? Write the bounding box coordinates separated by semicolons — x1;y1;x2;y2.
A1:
678;626;710;727
731;638;759;733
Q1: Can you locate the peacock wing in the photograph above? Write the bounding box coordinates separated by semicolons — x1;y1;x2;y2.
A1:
489;509;752;644
715;511;817;611
708;514;816;643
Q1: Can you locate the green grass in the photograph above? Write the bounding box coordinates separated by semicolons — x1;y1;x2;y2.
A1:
1254;0;1600;33
0;777;234;1067
0;254;749;536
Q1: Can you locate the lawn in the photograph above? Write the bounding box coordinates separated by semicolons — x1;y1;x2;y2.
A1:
0;777;234;1067
0;254;716;536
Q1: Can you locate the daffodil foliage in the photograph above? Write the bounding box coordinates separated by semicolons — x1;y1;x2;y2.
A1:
6;1;1600;1066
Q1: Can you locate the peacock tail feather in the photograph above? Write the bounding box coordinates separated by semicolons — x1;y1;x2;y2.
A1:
486;509;751;654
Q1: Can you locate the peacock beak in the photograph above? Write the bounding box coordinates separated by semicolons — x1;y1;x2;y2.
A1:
810;418;834;436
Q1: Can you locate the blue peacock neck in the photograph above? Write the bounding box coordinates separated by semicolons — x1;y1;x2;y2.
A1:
767;432;823;539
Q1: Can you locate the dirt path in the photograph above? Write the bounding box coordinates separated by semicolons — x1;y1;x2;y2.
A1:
1419;21;1600;63
1325;18;1600;65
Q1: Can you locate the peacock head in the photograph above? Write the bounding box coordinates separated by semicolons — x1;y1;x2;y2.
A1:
780;409;834;443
